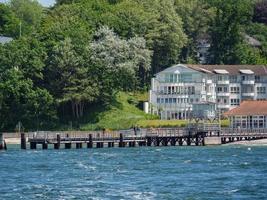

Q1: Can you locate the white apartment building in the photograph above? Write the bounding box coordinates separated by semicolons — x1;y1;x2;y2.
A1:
149;64;267;120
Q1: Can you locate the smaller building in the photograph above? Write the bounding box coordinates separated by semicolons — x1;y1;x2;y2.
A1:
224;100;267;129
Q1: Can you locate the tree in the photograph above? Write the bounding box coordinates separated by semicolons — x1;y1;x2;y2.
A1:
132;0;186;73
0;68;56;131
208;0;253;64
0;3;20;37
253;0;267;25
90;26;152;95
174;0;211;63
0;37;47;86
48;38;98;118
9;0;44;36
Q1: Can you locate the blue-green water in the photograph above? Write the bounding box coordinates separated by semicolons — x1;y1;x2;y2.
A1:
0;145;267;200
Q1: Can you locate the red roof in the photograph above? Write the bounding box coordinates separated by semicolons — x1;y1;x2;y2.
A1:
224;101;267;116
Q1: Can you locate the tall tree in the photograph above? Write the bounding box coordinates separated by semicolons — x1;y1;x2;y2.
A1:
253;0;267;25
208;0;253;64
90;26;152;95
9;0;44;36
48;38;97;118
0;68;56;131
0;3;20;37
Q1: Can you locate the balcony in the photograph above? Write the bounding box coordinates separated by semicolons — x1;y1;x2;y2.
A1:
242;80;255;85
217;92;230;96
242;92;255;97
217;104;230;109
217;80;230;85
206;80;213;84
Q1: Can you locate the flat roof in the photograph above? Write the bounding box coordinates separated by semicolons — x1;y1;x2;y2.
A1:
239;69;254;74
214;69;229;74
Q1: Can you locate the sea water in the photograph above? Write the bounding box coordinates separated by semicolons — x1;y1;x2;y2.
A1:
0;145;267;199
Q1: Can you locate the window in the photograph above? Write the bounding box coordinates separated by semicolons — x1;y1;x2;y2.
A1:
230;99;240;106
157;98;160;103
230;75;237;83
230;87;240;94
165;98;168;103
218;75;223;81
223;87;228;92
257;87;266;94
165;74;169;82
255;75;260;82
223;99;227;104
170;74;174;83
217;87;223;92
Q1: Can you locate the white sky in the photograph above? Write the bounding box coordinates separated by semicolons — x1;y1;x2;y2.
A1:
0;0;55;7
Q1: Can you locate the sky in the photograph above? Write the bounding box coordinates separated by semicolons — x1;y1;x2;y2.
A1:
0;0;55;7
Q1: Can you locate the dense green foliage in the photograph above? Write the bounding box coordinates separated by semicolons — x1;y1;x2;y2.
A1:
0;0;267;131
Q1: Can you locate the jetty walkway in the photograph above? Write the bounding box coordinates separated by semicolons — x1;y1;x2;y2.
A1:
1;126;267;150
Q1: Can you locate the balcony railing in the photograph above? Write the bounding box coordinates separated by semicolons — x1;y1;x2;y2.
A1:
242;80;255;84
217;80;230;84
242;92;255;96
217;92;230;96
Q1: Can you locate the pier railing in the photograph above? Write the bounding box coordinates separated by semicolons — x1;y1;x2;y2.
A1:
220;128;267;136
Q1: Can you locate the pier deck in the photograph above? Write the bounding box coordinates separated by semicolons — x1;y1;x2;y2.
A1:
3;127;267;150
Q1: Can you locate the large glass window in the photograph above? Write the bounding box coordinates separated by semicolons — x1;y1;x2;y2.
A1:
257;87;266;94
230;87;240;94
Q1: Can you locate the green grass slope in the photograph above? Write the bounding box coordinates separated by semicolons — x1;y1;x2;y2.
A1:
80;92;156;130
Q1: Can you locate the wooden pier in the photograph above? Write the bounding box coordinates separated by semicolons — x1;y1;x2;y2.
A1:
2;125;267;150
24;128;207;150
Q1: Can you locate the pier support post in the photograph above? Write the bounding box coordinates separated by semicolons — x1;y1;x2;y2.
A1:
156;137;160;146
30;142;37;149
96;142;103;148
178;138;183;146
54;134;61;149
42;143;48;149
119;133;125;147
0;133;4;150
76;143;82;149
195;136;199;146
21;133;26;150
87;134;93;148
186;137;191;146
65;143;72;149
171;138;176;146
108;142;113;147
147;137;152;146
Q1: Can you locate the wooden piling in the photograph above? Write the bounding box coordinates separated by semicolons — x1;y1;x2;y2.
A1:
178;138;183;146
42;143;48;149
54;134;61;149
147;137;152;146
108;142;113;147
87;134;93;148
21;133;26;150
65;143;72;149
119;133;124;147
30;142;37;149
186;137;191;146
96;142;103;148
76;143;82;149
0;133;4;150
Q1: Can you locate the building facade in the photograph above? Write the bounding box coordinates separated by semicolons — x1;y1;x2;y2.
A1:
149;64;267;120
224;100;267;129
